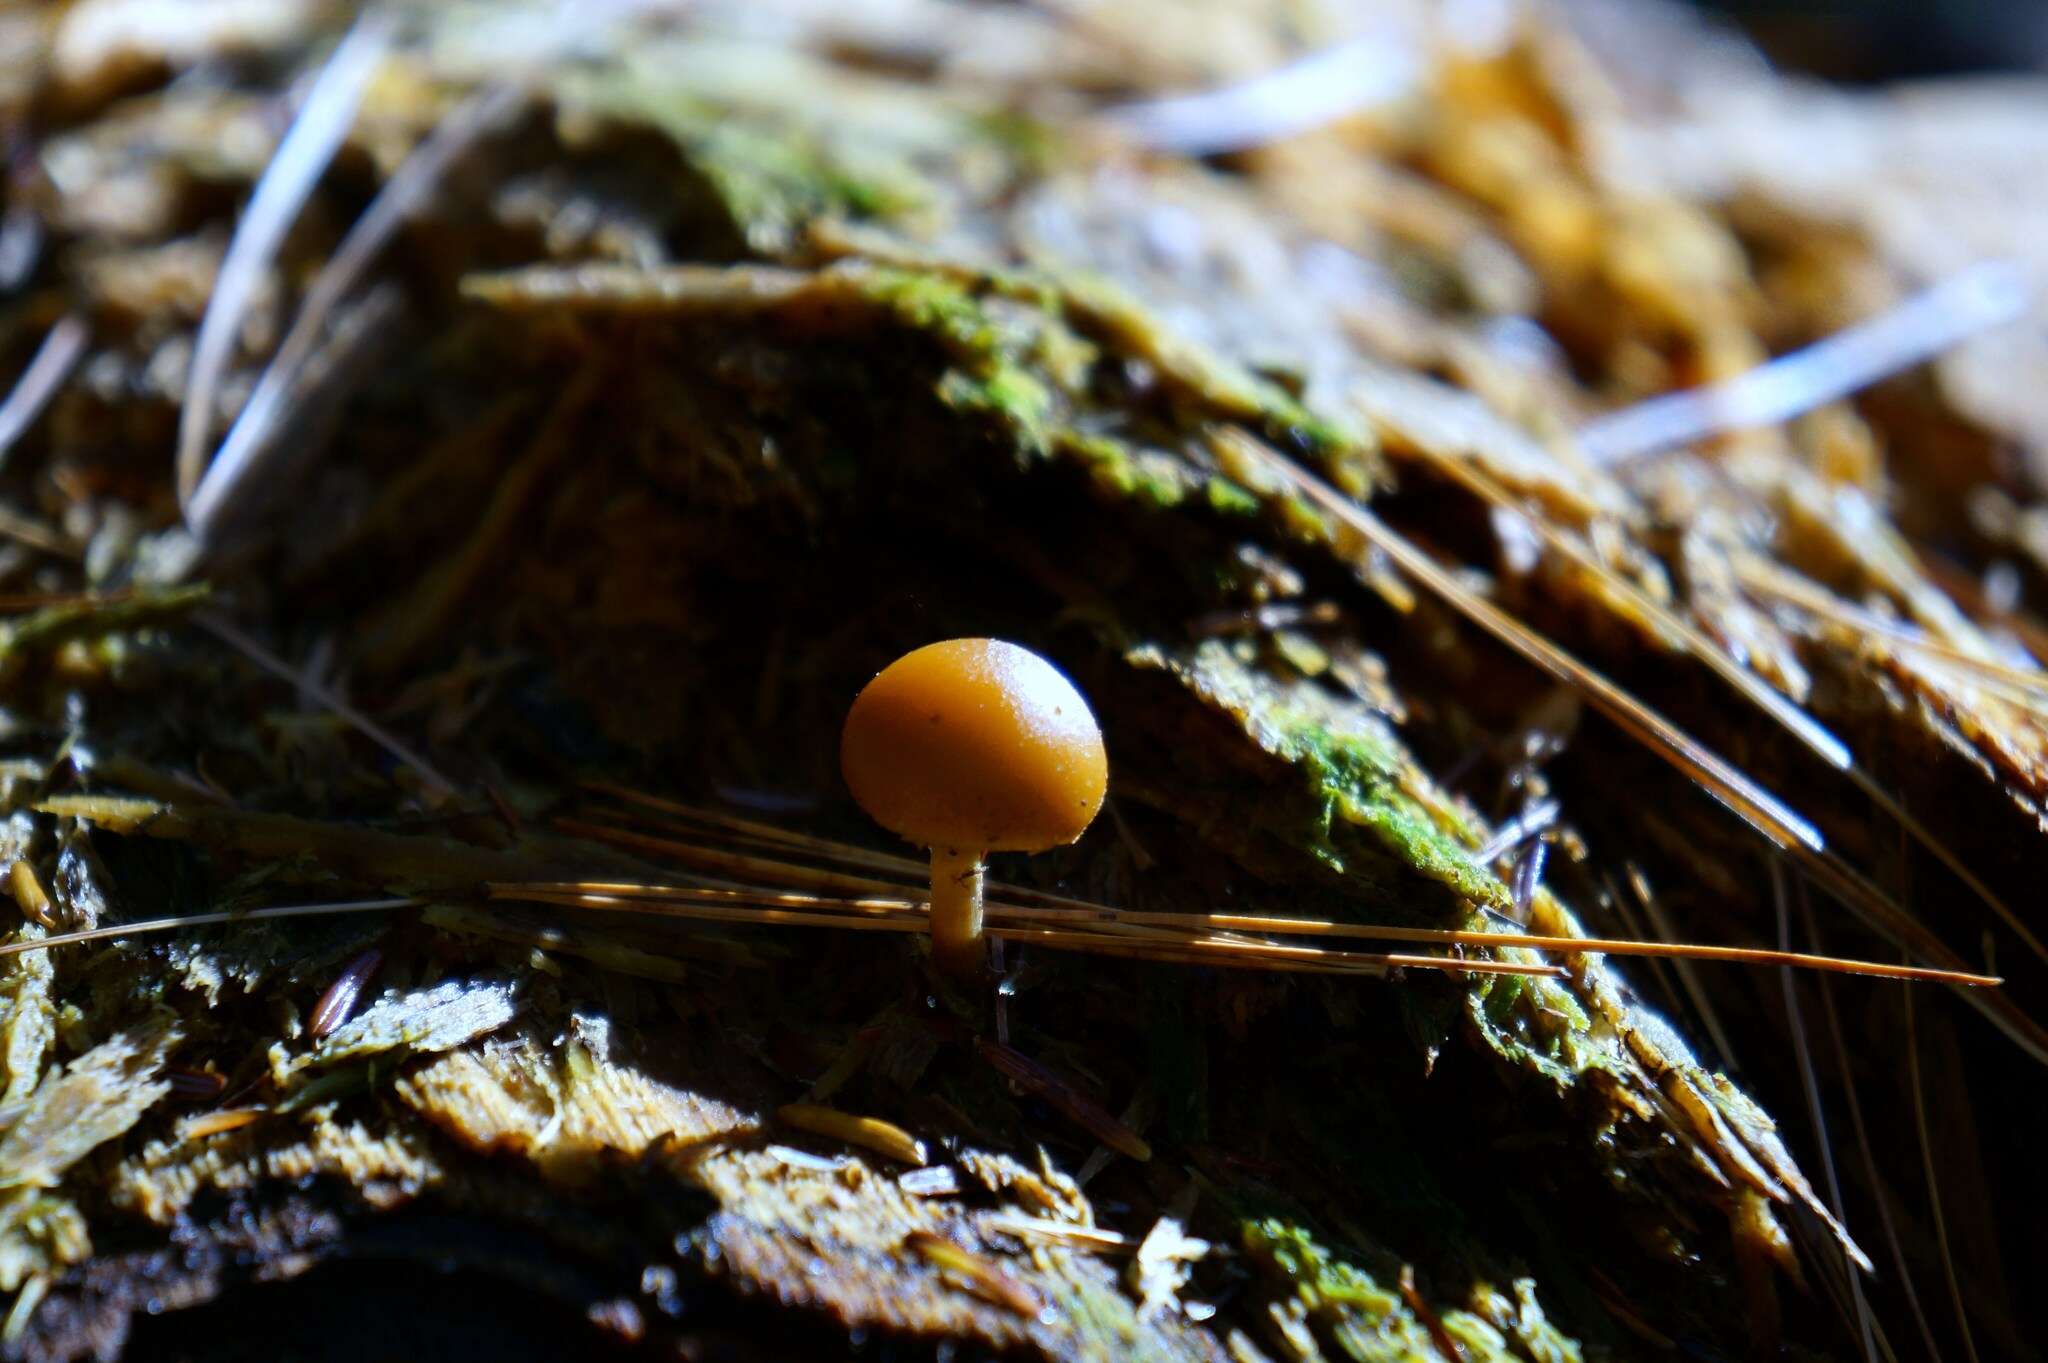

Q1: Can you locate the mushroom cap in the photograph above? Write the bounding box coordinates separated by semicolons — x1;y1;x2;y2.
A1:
841;638;1108;854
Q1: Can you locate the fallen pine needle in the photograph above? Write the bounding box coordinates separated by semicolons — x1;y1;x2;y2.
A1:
905;1231;1044;1317
1739;556;2048;706
0;313;89;470
575;788;1124;913
0;899;416;958
179;1108;267;1140
1229;432;2044;1059
983;1215;1135;1253
491;876;1991;986
198;612;458;801
1098;34;1421;155
975;1038;1151;1161
188;83;526;540
777;1103;927;1166
1078;912;2001;987
177;14;396;509
987;924;1559;979
489;882;1562;980
1578;261;2031;464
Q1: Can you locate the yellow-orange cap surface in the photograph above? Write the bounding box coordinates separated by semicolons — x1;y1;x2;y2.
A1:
841;639;1107;853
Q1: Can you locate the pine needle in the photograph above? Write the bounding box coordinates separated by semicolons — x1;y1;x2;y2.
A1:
489;867;1992;986
1904;980;1982;1363
1629;862;1745;1073
1396;434;2043;966
176;13;396;511
1578;261;2031;465
0;898;415;958
1393;431;1854;767
198;611;458;801
1098;34;1422;155
188;82;526;541
1230;433;2048;1060
488;881;1562;980
1739;557;2048;707
1232;430;1827;853
578;781;1128;913
548;797;2002;984
1775;863;1876;1363
1807;901;1947;1363
553;817;914;898
1090;910;1997;985
0;313;89;471
992;925;1543;978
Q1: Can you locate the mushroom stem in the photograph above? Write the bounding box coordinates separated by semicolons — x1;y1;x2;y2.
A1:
929;845;987;975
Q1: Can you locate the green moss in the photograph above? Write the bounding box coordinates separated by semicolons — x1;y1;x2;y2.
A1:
1242;1220;1560;1363
1274;717;1506;911
1277;494;1335;545
967;109;1059;172
937;369;1055;454
556;74;918;255
1054;432;1201;509
1125;641;1506;913
1204;476;1260;517
849;268;1211;514
1052;272;1377;487
1470;966;1596;1083
862;266;1373;527
857;267;999;344
0;584;210;663
835;256;1379;515
1247;1219;1403;1317
1481;975;1525;1025
972;367;1059;439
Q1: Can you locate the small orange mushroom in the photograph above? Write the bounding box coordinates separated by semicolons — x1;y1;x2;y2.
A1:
841;639;1107;976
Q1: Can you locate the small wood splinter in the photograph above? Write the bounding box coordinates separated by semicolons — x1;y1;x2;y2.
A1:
841;639;1108;977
